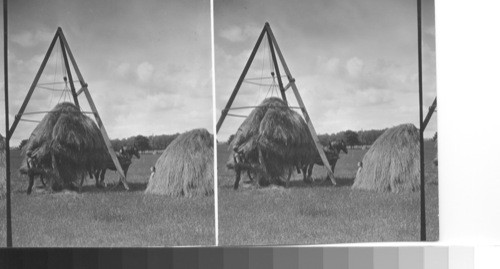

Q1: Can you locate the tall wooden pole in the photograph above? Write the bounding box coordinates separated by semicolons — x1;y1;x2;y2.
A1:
58;32;80;108
265;23;336;185
58;28;129;190
266;30;287;104
417;0;427;241
4;0;13;247
216;26;267;133
8;29;60;138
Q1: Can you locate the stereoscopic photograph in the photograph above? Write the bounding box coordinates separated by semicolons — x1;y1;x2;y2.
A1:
214;0;438;245
0;0;214;246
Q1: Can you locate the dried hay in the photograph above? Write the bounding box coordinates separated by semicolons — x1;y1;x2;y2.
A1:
145;128;214;197
230;97;316;185
352;123;420;193
23;102;107;188
230;97;287;151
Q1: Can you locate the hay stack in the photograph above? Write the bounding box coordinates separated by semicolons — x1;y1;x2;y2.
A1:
230;97;287;151
145;128;214;197
230;97;315;184
352;123;420;193
0;135;5;198
24;102;107;188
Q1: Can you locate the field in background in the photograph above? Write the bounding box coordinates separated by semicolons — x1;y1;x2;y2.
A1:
0;150;214;247
218;141;439;245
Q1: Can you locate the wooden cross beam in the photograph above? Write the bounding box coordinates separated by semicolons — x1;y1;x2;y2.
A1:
8;27;129;190
422;97;437;132
216;22;337;185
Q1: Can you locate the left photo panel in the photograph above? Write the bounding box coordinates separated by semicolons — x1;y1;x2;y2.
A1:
1;0;215;246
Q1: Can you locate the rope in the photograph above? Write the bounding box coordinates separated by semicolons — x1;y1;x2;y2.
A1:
36;85;66;92
19;111;95;116
19;119;41;123
227;113;248;118
226;105;302;111
244;76;287;81
243;80;274;87
38;81;79;86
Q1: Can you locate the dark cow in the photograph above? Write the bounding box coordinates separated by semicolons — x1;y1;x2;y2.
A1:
87;146;140;188
299;140;348;183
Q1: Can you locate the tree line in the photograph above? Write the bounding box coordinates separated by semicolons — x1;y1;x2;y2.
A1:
16;130;438;151
18;133;181;152
226;128;388;148
110;134;180;151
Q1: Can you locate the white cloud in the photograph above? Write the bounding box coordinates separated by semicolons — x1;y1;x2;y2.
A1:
346;57;364;78
219;25;261;43
10;30;53;48
136;62;154;83
116;63;131;77
354;88;393;106
219;26;245;42
325;57;340;74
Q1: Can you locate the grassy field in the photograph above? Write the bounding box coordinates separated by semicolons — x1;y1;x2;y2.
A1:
218;141;439;245
0;150;214;247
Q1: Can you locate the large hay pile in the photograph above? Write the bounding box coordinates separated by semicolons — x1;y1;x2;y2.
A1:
23;102;107;188
352;123;420;193
0;135;5;198
145;128;214;197
230;97;315;184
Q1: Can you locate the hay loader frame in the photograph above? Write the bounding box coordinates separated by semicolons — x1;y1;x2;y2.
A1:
6;27;130;191
217;22;337;186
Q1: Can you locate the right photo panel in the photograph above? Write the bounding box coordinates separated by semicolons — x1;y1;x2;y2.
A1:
214;0;438;245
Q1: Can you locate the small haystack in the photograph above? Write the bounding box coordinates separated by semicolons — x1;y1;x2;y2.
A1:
352;123;420;193
0;135;6;197
230;97;315;185
24;102;107;188
145;128;214;197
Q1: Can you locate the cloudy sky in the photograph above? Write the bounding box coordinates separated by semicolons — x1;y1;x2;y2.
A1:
214;0;437;141
1;0;212;145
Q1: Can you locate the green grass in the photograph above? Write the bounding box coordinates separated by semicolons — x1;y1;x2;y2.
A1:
217;142;439;245
0;150;215;247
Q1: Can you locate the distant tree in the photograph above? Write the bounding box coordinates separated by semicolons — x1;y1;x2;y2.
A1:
432;132;438;142
357;129;386;145
134;135;151;151
227;134;235;145
317;134;331;146
18;139;28;150
343;130;360;148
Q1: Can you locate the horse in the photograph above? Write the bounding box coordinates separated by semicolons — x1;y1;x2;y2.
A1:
230;149;259;190
20;151;53;195
299;140;348;183
87;146;140;188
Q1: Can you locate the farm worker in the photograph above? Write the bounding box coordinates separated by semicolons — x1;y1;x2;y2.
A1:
149;166;156;181
356;162;363;178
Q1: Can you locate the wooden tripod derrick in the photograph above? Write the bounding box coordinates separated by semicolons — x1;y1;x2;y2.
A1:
8;27;129;190
216;22;336;185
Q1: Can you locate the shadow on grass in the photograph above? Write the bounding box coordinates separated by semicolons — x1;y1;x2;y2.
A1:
220;176;355;190
80;182;148;193
14;182;148;195
287;176;354;188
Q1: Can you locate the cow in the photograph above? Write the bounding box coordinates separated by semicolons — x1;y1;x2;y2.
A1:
87;146;140;188
299;140;348;183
